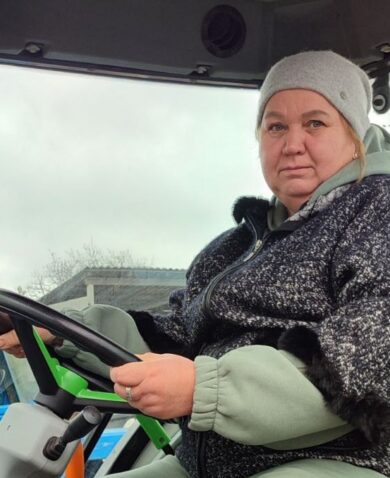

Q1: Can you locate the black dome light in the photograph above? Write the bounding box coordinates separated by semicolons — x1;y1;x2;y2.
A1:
372;74;390;114
202;5;246;58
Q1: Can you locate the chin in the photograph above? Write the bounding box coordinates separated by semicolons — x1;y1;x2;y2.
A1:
282;181;318;197
283;188;316;199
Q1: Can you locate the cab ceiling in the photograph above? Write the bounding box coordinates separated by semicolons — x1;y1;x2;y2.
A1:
0;0;389;87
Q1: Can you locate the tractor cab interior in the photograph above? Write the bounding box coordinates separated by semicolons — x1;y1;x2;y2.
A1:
0;1;390;477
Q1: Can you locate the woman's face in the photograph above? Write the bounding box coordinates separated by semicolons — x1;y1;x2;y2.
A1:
259;89;356;215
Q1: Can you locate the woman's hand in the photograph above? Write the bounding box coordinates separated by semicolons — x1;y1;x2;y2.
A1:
0;312;57;358
0;329;25;358
110;352;195;420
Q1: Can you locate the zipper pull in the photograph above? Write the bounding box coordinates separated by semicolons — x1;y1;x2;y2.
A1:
244;239;263;261
254;239;263;252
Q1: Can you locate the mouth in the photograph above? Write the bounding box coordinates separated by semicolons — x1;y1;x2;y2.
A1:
280;166;312;174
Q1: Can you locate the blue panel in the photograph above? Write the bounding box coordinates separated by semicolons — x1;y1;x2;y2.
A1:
0;404;8;420
88;428;126;460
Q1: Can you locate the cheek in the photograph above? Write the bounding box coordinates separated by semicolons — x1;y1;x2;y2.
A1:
259;139;277;178
311;137;354;179
259;153;273;187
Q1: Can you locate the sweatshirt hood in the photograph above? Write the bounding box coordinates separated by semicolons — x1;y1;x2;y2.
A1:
267;124;390;230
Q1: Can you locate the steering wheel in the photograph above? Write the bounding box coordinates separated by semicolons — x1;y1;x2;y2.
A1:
0;288;172;453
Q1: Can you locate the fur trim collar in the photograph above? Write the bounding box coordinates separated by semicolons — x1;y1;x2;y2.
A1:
232;196;270;224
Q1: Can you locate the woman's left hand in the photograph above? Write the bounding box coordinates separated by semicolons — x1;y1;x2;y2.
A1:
0;323;57;359
110;352;195;420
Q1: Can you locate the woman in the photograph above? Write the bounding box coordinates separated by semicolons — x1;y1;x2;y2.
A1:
1;50;390;477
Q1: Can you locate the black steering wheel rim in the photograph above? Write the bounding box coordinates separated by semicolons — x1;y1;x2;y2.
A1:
0;288;140;417
0;288;140;366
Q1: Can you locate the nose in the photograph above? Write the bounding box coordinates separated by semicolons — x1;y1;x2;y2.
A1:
282;126;306;156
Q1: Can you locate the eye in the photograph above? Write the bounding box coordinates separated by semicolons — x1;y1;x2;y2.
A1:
307;119;325;129
267;122;286;133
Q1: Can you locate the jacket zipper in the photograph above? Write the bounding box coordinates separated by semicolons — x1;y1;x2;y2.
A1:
197;432;207;478
201;215;268;319
197;215;269;478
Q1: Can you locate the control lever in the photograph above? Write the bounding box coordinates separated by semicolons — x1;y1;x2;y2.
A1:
43;406;102;461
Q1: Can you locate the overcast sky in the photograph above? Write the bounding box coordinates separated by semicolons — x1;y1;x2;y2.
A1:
1;65;270;291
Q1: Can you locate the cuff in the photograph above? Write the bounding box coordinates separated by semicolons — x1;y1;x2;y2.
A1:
189;355;219;432
54;339;78;358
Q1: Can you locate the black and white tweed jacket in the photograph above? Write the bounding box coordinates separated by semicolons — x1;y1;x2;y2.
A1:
133;175;390;478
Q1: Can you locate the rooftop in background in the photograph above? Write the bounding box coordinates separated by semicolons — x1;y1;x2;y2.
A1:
41;267;186;314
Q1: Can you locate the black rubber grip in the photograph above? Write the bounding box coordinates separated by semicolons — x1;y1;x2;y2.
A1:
0;312;13;334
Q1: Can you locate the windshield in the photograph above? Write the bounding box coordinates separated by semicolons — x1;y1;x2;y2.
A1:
0;65;264;403
1;65;265;292
1;65;390;405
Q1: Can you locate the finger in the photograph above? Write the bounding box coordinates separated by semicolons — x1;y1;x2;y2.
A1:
0;330;21;350
114;383;166;417
4;345;25;358
10;347;26;359
114;383;142;404
110;362;147;387
136;352;161;362
110;355;159;383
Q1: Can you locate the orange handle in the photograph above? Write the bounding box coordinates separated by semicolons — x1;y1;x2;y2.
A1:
65;442;84;478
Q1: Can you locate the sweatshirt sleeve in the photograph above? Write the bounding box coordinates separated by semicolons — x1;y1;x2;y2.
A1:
55;304;151;378
189;345;352;448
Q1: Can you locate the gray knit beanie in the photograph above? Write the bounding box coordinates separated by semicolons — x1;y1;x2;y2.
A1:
257;50;372;140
